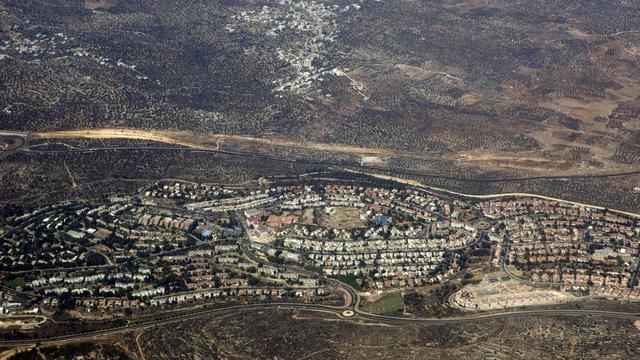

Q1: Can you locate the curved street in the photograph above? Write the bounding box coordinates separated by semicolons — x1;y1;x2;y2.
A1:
1;296;638;348
1;240;639;348
2;132;640;349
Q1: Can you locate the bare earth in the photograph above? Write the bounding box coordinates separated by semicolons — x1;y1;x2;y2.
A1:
30;128;640;176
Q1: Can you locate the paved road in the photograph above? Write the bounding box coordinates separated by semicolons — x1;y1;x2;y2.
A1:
17;143;640;184
0;220;638;347
0;131;29;160
357;308;640;324
14;145;640;219
1;300;638;348
234;214;363;309
3;139;640;347
0;303;343;348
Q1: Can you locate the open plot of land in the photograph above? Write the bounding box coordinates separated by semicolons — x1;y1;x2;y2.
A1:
541;97;618;122
361;292;404;315
1;0;640;179
453;275;576;311
316;207;366;230
28;126;640;177
83;1;113;11
0;136;24;151
3;1;640;357
0;316;46;330
127;310;640;358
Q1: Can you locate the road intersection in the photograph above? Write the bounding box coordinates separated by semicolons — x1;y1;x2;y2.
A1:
1;130;640;348
2;235;639;348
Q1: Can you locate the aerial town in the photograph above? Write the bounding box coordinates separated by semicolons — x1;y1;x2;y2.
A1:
1;177;638;320
4;0;640;357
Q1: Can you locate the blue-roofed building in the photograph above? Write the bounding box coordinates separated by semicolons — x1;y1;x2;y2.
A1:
374;215;390;225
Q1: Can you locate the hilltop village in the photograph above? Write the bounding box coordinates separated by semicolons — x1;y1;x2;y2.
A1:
1;177;638;318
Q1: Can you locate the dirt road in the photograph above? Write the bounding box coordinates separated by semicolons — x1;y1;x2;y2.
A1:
31;129;208;150
31;128;397;156
347;169;640;218
28;128;640;176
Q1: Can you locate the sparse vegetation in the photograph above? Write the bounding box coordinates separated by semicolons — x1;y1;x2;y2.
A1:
2;0;640;357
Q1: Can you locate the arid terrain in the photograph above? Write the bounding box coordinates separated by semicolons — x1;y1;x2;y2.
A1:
1;0;640;213
1;0;640;177
2;1;640;359
3;310;640;360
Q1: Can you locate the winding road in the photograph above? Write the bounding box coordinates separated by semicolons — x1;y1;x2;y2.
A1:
2;130;640;348
4;129;640;184
3;224;638;348
1;297;638;348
